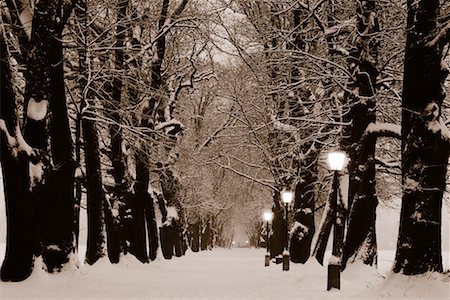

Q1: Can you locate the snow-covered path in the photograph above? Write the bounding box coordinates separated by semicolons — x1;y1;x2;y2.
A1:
1;247;449;299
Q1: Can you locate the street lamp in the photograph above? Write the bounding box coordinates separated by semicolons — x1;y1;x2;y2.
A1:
263;211;273;266
327;151;347;171
326;151;347;291
281;189;293;271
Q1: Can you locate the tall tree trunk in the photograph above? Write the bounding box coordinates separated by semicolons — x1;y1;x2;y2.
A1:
190;221;200;252
20;0;76;272
342;0;379;268
269;191;285;258
83;118;107;264
200;220;213;251
0;31;34;282
159;167;186;258
130;0;175;262
313;174;337;265
74;0;107;265
130;160;150;263
43;22;76;274
394;0;449;275
97;0;130;263
145;191;159;261
290;160;316;263
287;4;317;265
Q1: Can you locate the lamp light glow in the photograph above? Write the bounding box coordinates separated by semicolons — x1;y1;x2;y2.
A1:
327;151;347;171
281;190;293;204
263;211;273;222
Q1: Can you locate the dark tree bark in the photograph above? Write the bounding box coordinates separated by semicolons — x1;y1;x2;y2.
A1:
313;174;337;265
129;162;150;263
342;0;380;269
159;167;186;258
394;0;449;275
131;0;190;262
128;0;171;263
83;118;107;265
73;0;84;253
103;0;130;263
0;32;34;282
200;220;213;251
74;0;107;265
84;0;131;263
19;0;77;273
190;221;200;252
342;136;378;268
160;225;175;259
269;192;285;258
286;5;317;265
289;164;316;263
145;191;159;261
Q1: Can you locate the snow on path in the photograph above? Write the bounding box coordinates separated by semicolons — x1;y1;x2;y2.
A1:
0;247;449;299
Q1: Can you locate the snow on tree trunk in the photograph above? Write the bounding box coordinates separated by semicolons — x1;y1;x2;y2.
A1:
289;160;316;264
0;33;34;282
342;135;378;268
18;0;77;273
394;0;450;275
145;191;159;261
313;173;336;265
341;0;379;269
43;35;76;273
159;167;186;259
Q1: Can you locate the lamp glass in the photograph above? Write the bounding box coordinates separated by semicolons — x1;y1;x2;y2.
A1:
281;190;293;204
327;151;347;171
263;211;273;222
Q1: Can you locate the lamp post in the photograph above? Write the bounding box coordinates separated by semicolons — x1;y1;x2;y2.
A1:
281;190;293;271
263;211;273;266
326;151;347;291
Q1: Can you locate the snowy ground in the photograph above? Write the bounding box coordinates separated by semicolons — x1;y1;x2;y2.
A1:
1;176;449;299
0;246;449;299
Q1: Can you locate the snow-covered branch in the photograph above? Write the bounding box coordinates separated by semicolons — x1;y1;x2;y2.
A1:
155;119;185;135
270;115;300;143
324;17;357;37
365;122;401;139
